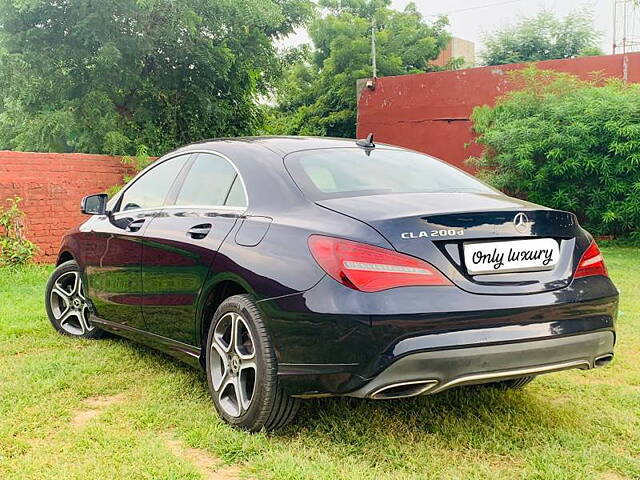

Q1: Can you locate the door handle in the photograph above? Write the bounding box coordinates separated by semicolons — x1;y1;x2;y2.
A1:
187;223;212;240
126;219;146;232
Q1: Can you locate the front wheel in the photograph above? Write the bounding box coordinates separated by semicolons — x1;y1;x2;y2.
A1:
45;260;104;339
205;294;300;432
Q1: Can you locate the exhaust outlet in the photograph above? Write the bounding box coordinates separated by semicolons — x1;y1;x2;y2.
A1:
594;354;613;368
370;380;438;400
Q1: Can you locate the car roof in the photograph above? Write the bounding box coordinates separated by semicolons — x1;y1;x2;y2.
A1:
152;136;409;211
177;136;404;157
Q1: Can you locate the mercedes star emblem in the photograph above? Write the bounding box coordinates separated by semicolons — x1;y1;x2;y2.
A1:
513;212;530;233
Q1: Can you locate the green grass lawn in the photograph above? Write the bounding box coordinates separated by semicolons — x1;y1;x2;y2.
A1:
1;247;639;480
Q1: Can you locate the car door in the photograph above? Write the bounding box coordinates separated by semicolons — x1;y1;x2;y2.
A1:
140;152;248;344
83;154;192;330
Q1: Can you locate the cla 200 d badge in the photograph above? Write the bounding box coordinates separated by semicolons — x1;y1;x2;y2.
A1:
401;229;464;239
45;136;618;431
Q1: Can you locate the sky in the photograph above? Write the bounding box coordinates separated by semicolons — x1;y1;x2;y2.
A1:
280;0;618;57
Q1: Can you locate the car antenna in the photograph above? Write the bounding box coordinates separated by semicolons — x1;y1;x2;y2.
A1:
356;133;375;148
356;133;375;155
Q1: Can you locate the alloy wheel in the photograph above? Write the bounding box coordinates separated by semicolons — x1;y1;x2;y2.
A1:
49;271;94;336
209;312;257;418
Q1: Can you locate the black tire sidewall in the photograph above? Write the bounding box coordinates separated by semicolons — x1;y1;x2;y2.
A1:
45;260;102;339
205;294;275;430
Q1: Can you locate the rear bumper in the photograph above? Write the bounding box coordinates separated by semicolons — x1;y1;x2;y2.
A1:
257;275;618;397
348;331;614;399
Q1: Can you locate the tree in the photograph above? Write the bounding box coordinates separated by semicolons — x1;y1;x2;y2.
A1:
481;10;603;66
468;68;640;238
0;0;313;155
269;0;450;138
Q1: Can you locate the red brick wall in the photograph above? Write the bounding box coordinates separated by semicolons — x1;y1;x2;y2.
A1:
357;53;640;172
0;151;131;263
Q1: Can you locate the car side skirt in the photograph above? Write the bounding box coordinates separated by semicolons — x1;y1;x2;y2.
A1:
89;315;202;369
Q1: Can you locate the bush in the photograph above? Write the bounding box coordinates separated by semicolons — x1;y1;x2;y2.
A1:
0;196;37;267
468;67;640;238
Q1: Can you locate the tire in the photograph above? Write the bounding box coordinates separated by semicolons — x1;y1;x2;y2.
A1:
205;294;300;432
486;376;536;390
45;260;105;339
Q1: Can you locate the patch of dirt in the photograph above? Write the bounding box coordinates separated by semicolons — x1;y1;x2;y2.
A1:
486;453;522;470
600;472;629;480
70;393;128;428
165;437;242;480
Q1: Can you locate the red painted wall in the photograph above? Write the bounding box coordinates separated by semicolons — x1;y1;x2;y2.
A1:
357;53;640;171
0;151;132;262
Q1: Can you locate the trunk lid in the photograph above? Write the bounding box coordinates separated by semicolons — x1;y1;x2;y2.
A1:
317;192;584;295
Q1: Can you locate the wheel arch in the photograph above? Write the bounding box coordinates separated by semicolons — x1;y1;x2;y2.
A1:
56;250;75;265
197;276;253;365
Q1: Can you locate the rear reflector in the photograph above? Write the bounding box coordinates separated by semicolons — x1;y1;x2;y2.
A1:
308;235;452;292
574;241;608;279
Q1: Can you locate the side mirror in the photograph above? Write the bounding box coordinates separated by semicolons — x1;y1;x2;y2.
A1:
81;194;108;215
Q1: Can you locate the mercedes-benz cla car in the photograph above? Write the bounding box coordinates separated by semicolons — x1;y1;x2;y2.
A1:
45;136;618;431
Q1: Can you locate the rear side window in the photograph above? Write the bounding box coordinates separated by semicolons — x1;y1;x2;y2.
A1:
175;153;247;207
225;175;247;207
119;155;189;211
285;148;493;200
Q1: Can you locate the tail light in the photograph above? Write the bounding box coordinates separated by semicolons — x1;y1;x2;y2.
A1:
574;241;608;279
308;235;452;292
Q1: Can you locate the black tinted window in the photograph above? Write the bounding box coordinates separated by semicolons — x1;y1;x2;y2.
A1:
285;148;493;200
175;153;246;207
119;155;189;211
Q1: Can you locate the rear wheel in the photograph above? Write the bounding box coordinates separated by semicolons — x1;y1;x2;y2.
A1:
45;260;104;338
205;294;300;432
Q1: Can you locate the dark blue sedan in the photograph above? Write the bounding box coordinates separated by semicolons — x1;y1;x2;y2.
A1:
45;136;618;431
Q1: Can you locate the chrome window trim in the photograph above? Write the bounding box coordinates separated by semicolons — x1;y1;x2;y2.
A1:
161;204;247;212
113;204;248;217
110;149;249;214
174;150;249;209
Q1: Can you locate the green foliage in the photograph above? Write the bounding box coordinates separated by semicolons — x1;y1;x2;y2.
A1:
271;0;450;138
121;144;153;184
481;10;603;66
468;68;640;237
0;196;37;266
0;0;313;155
107;144;153;197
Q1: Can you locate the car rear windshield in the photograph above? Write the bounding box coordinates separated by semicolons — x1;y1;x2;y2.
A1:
285;148;494;200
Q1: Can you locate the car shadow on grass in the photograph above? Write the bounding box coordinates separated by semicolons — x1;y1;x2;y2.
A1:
277;384;588;455
103;335;207;378
104;335;588;454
